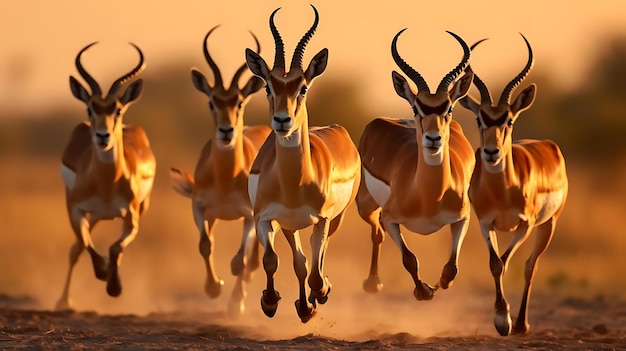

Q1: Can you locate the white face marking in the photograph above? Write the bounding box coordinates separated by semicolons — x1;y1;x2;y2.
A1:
61;164;76;190
364;168;390;207
95;148;116;164
248;174;259;207
422;148;444;166
482;158;504;174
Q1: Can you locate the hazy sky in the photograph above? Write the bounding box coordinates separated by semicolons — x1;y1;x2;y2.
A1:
1;0;626;116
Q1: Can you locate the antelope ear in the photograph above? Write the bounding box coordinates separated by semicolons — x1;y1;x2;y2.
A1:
511;83;536;114
119;79;143;105
191;68;212;96
460;94;481;115
391;71;416;105
241;76;264;98
450;69;474;102
304;48;329;83
245;48;270;80
69;76;91;103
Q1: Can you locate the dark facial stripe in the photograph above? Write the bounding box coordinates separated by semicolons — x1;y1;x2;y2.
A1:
91;101;117;115
416;100;449;116
480;111;509;127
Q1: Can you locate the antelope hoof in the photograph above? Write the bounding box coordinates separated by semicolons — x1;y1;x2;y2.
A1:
512;321;530;335
230;254;245;276
55;298;73;311
494;312;513;336
106;275;122;297
92;256;109;281
204;278;224;298
413;281;435;301
439;264;458;289
261;290;281;318
227;299;245;319
363;276;383;293
295;299;316;323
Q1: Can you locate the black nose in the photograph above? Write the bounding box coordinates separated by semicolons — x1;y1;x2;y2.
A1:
483;148;499;155
219;127;234;134
425;135;441;142
273;116;291;124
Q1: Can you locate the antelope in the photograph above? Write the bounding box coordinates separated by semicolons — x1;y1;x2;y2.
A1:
57;42;155;310
459;34;568;336
356;29;475;301
169;26;269;317
245;5;361;323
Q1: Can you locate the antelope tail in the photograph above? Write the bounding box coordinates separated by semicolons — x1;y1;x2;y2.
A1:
169;167;194;198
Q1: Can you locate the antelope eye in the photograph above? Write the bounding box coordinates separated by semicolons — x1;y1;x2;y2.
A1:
265;85;271;96
447;105;454;115
476;117;482;128
411;106;418;116
238;101;243;109
507;118;514;127
300;86;307;95
208;101;214;110
115;109;121;117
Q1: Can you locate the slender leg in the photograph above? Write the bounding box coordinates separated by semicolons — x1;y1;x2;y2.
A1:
513;218;556;335
439;217;470;289
383;215;435;301
357;187;385;293
257;219;280;317
106;206;141;297
227;216;258;318
281;229;313;323
308;217;332;307
193;203;223;298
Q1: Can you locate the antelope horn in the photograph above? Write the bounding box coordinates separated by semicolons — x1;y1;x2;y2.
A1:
75;42;102;96
231;31;261;89
107;43;145;97
200;26;224;89
391;28;430;93
469;38;493;104
290;4;319;71
499;33;534;105
436;31;471;94
269;8;286;71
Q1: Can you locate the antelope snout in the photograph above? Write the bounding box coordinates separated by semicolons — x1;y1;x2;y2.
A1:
482;147;500;162
272;115;292;132
217;126;235;142
94;131;110;147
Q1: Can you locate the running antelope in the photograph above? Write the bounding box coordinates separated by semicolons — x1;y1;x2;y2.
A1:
459;35;568;336
57;42;155;310
356;29;475;301
169;26;269;317
245;5;361;323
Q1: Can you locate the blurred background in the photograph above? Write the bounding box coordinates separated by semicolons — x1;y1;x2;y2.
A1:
1;0;625;337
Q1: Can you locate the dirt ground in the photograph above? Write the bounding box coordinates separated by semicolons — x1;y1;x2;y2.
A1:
0;290;624;350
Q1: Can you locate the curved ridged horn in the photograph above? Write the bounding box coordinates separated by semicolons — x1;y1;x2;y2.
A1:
499;33;534;105
469;38;493;104
436;31;471;94
391;28;430;93
290;4;319;71
231;31;261;89
107;43;145;97
269;8;286;71
75;42;102;96
201;26;224;90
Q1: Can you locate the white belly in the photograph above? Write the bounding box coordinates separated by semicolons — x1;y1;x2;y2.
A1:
329;178;356;219
259;204;319;231
248;174;259;208
535;189;565;225
75;196;130;221
61;164;77;190
364;168;390;207
402;211;462;235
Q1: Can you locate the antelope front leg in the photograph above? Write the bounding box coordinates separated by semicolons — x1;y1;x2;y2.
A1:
193;204;223;298
513;219;555;335
384;217;435;301
439;217;469;289
106;207;140;297
227;216;258;318
282;229;313;323
358;203;385;293
479;223;512;336
257;220;281;318
308;218;332;307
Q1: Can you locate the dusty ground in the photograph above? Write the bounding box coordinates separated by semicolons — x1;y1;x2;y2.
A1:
0;291;624;350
